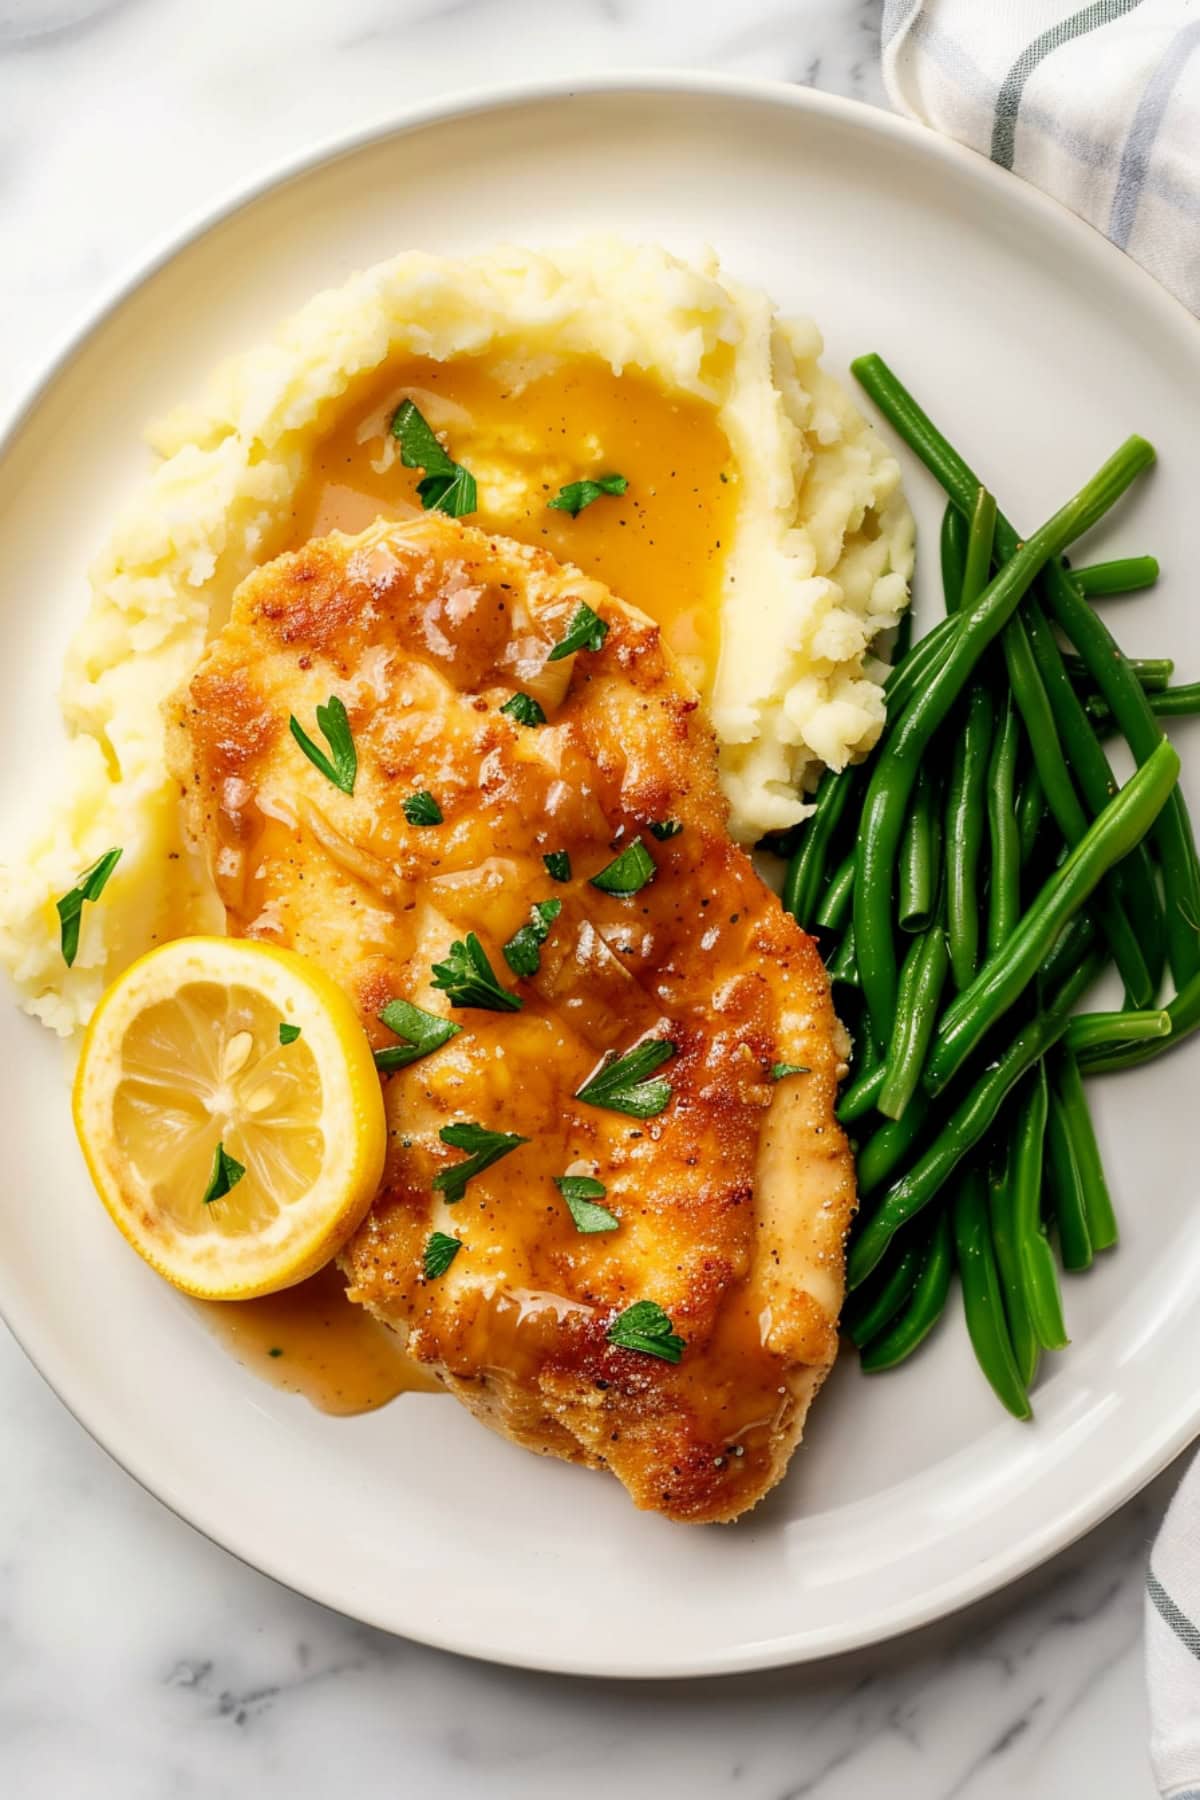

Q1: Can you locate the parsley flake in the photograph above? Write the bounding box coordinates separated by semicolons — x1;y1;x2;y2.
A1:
403;790;443;827
547;602;610;662
267;1347;283;1358
391;399;477;518
770;1061;810;1081
575;1038;675;1118
607;1299;685;1363
543;851;572;882
202;1142;245;1206
278;1022;302;1045
648;819;683;841
430;933;523;1012
548;473;628;517
500;691;547;728
433;1121;528;1203
56;847;122;967
374;997;462;1072
289;696;357;795
590;837;657;897
555;1174;619;1234
423;1231;463;1279
503;899;562;979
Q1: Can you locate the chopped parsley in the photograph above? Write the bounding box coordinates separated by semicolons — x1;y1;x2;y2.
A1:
374;997;462;1072
648;819;683;841
575;1038;676;1118
543;851;572;882
607;1300;685;1363
503;899;562;979
589;837;657;897
548;473;628;517
423;1231;463;1279
56;846;122;967
547;602;610;662
403;790;443;827
555;1174;619;1234
289;696;357;795
202;1142;245;1206
278;1022;302;1046
500;691;547;728
267;1347;283;1358
430;933;523;1012
770;1062;810;1081
433;1121;528;1203
391;399;477;518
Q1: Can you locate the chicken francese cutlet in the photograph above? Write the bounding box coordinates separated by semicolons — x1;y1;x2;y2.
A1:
167;514;855;1521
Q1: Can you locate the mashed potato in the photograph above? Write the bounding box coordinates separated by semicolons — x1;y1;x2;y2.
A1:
0;240;911;1035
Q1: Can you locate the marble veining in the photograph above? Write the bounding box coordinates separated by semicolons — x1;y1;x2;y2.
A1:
0;1;1173;1794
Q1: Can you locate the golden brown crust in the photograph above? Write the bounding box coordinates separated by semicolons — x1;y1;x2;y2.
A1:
167;515;855;1522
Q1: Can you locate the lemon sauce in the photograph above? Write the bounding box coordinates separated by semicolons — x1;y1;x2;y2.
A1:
196;1264;442;1414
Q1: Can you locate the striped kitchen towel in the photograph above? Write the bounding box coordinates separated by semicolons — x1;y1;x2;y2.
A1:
1147;1461;1200;1798
881;1;1200;314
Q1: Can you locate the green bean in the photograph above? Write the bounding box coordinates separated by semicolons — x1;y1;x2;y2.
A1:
876;925;931;1099
827;924;860;989
836;1058;886;1125
986;694;1022;955
878;924;950;1121
1077;968;1200;1074
1087;684;1200;728
1053;1046;1117;1252
1064;654;1173;692
1044;1089;1093;1271
1065;1007;1171;1056
962;488;998;607
856;1086;931;1198
849;424;1154;1042
1011;1065;1069;1351
1046;945;1108;1018
945;684;994;988
987;1145;1039;1387
1003;607;1153;1007
815;852;855;933
1071;554;1159;597
898;768;942;933
1003;615;1086;837
1025;596;1165;1005
850;352;1197;989
925;741;1180;1094
1017;767;1047;870
783;618;961;927
1040;558;1200;991
783;765;855;929
1144;684;1200;717
1038;912;1099;997
953;1167;1032;1419
886;615;959;709
941;501;968;612
860;1210;954;1371
842;1234;924;1347
849;1002;1076;1287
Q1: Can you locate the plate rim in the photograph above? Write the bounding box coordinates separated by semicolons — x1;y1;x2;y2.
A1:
1;68;1197;1680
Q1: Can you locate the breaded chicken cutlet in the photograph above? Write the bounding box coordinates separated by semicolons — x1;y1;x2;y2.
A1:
167;514;854;1522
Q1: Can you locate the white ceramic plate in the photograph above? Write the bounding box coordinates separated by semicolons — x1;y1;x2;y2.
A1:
2;74;1199;1679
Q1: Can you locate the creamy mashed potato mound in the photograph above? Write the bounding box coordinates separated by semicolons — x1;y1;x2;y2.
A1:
0;241;911;1035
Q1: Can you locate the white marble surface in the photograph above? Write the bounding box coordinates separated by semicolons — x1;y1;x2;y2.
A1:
0;2;1182;1794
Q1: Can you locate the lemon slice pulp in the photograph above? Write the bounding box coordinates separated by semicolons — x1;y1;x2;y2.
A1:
73;937;387;1299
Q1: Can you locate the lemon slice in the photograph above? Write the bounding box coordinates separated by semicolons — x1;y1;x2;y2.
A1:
73;936;386;1300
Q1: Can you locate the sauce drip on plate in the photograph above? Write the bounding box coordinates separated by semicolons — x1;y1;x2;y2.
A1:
196;1264;442;1414
286;352;737;692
